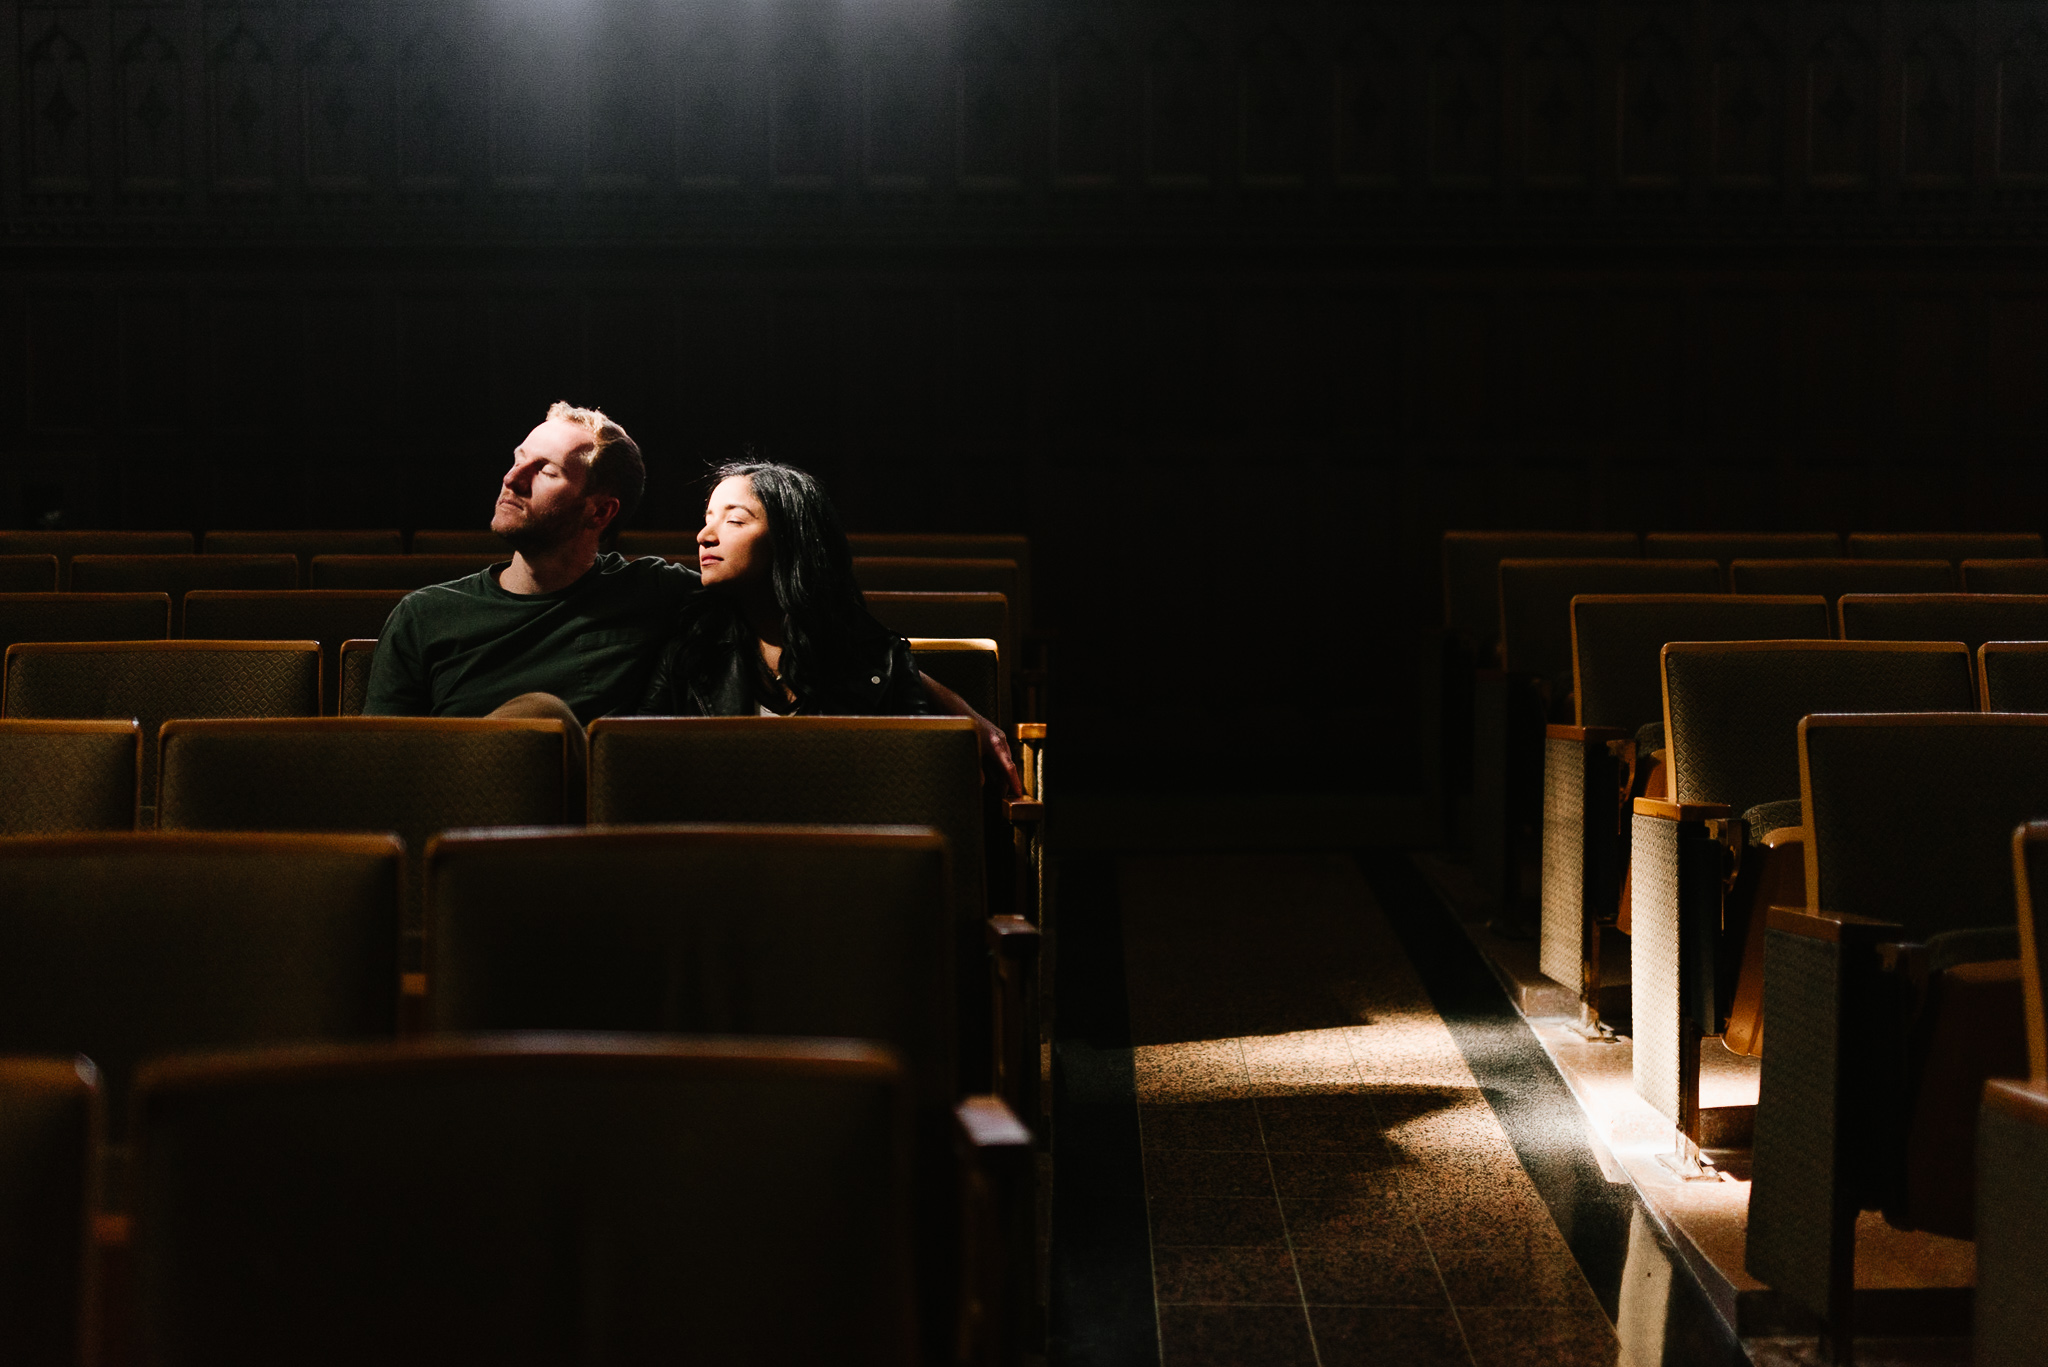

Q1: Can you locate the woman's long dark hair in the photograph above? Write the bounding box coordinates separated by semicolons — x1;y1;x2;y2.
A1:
676;460;890;710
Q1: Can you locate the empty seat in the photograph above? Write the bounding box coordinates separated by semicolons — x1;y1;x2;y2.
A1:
0;556;57;592
0;593;169;662
1749;715;2044;1352
1498;559;1723;713
407;530;502;554
70;556;297;634
1642;532;1841;580
1978;1078;2048;1367
0;1057;97;1367
0;832;402;1129
1848;532;2046;563
0;720;140;833
183;591;407;716
1980;642;2048;712
1963;559;2048;594
586;717;1008;1092
867;590;1021;718
0;532;193;588
1440;531;1640;666
1839;594;2048;658
852;533;1033;627
854;556;1019;608
129;1039;921;1367
1631;641;1976;1161
1730;558;1956;629
908;638;1003;728
2;641;320;806
201;531;404;586
309;555;499;590
1540;595;1830;1036
156;717;570;940
337;639;376;716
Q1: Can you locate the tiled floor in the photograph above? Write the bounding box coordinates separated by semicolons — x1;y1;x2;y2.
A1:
1119;854;1622;1367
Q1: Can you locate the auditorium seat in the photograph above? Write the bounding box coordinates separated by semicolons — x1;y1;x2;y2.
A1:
1642;532;1841;584
908;636;1005;727
0;556;57;592
0;593;170;663
0;832;402;1134
586;717;1026;1098
851;533;1034;627
1632;641;1976;1162
1540;594;1828;1037
408;530;502;554
1729;558;1956;630
1748;715;2042;1354
201;531;404;586
2;641;321;810
1838;594;2048;661
1977;823;2048;1367
0;1057;96;1367
0;532;193;589
1979;642;2048;711
128;1039;939;1367
69;556;297;634
156;717;570;948
1440;531;1640;667
309;555;500;590
1497;559;1723;715
183;591;407;716
338;639;376;716
0;720;140;833
854;555;1019;607
867;590;1025;719
1962;559;2048;594
1847;531;2046;562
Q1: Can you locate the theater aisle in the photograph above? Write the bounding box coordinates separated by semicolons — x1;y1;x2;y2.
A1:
1060;851;1633;1367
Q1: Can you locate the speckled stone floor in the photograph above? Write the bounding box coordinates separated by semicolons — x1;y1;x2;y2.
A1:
1118;853;1623;1367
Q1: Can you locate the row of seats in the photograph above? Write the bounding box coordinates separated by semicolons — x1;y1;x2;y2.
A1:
0;826;1036;1366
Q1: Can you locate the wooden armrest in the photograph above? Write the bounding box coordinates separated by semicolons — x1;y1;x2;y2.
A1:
1633;798;1733;820
1760;828;1803;851
1015;723;1046;743
1003;797;1044;825
1767;904;1903;945
1984;1078;2048;1127
953;1093;1034;1367
1545;724;1627;743
986;914;1040;959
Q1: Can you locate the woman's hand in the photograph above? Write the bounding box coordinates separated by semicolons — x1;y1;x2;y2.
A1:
921;672;1023;797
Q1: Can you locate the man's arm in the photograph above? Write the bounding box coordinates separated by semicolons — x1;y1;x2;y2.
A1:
922;671;1022;796
361;599;433;716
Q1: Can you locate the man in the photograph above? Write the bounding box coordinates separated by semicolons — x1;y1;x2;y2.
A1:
365;401;1017;788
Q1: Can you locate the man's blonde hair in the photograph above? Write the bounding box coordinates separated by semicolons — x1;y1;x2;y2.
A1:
546;400;644;530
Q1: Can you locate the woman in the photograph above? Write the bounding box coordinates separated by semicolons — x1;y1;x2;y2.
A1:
639;464;1014;794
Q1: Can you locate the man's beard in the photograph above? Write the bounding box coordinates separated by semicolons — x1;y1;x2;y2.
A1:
495;501;585;555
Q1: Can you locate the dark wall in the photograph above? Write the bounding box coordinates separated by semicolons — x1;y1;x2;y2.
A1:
7;0;2048;794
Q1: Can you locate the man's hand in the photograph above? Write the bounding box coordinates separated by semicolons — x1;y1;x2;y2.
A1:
921;672;1023;797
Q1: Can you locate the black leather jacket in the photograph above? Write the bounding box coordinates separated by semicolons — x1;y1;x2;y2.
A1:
636;624;932;717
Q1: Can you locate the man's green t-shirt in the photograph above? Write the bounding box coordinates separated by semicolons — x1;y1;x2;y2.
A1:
363;552;699;723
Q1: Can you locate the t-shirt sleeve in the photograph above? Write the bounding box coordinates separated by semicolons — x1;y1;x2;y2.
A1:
362;596;432;716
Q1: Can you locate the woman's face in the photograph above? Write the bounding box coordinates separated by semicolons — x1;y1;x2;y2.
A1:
697;475;773;588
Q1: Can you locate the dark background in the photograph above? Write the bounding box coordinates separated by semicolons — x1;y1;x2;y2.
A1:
6;0;2048;795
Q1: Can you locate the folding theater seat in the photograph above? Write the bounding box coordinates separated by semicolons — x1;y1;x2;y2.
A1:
587;717;1029;1100
855;556;1019;607
1729;559;1956;632
0;1057;97;1367
909;636;1005;728
424;826;1034;1361
1977;823;2048;1367
407;530;503;554
69;556;296;635
2;641;320;817
0;532;193;589
1440;532;1641;668
128;1039;964;1367
1540;595;1829;1037
0;831;402;1195
0;720;140;833
1837;593;2048;663
155;717;570;966
1979;642;2048;712
0;593;169;660
1962;560;2048;594
201;531;403;587
867;590;1025;721
0;556;57;591
1642;532;1841;584
1847;532;2046;563
309;555;501;590
1747;715;2047;1356
337;640;376;716
852;533;1034;630
1632;641;1975;1169
183;591;407;716
1482;558;1720;918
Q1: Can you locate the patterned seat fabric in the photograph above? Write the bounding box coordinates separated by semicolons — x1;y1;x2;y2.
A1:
201;531;403;586
1962;559;2048;594
0;1058;96;1367
1497;560;1723;715
183;591;407;716
0;556;57;592
2;642;320;804
908;639;1003;728
0;594;171;666
1980;642;2048;712
1847;532;2046;563
0;720;139;833
0;832;402;1131
1729;559;1956;630
1571;595;1829;732
1977;1081;2048;1367
1440;531;1639;661
69;556;297;635
1838;593;2048;655
0;532;193;589
1740;798;1803;845
338;641;377;717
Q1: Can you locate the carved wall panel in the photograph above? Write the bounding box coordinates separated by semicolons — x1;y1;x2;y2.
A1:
207;11;277;195
23;15;92;198
1620;23;1685;188
1903;23;1970;186
117;12;181;197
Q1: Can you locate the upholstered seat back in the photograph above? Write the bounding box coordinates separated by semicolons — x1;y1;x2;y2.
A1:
70;556;297;634
0;593;170;664
0;557;57;592
1570;594;1828;731
0;1058;96;1367
201;531;403;585
908;638;1003;727
0;719;140;833
1962;560;2048;594
1642;532;1840;576
0;532;193;589
183;591;407;715
1847;532;2045;563
1661;641;1975;811
309;554;499;590
1440;531;1639;658
854;556;1019;613
1730;559;1956;630
1497;559;1722;703
1838;594;2048;655
1982;642;2048;713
